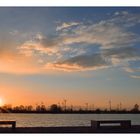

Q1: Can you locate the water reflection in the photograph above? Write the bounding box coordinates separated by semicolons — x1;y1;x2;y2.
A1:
0;113;140;127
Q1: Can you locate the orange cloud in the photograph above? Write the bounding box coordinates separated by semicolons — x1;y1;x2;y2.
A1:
19;41;59;56
45;63;108;72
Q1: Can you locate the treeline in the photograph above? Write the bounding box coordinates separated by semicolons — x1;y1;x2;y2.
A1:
0;103;140;114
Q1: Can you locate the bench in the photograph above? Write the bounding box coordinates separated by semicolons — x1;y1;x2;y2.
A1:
91;120;131;129
0;121;16;129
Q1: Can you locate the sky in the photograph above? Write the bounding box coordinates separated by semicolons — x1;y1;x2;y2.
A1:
0;7;140;109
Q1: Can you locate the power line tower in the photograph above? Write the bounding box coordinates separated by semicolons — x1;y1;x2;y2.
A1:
92;104;94;111
63;99;67;111
120;102;122;110
85;103;88;111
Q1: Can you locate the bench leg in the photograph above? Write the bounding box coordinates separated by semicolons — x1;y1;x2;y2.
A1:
12;122;16;129
91;121;100;129
121;122;131;128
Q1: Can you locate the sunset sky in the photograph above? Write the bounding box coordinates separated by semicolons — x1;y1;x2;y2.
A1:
0;7;140;109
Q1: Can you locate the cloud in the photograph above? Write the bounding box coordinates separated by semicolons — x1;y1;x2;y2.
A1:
18;11;140;59
123;67;140;73
101;47;140;69
18;41;60;57
114;11;129;16
35;33;62;48
61;21;138;50
44;46;140;72
113;11;140;27
18;33;85;59
56;22;80;31
16;11;140;74
123;67;135;73
130;75;140;79
44;53;110;72
103;47;140;61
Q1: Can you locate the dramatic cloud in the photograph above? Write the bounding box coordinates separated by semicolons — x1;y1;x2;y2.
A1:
44;46;140;72
19;21;139;58
6;11;140;74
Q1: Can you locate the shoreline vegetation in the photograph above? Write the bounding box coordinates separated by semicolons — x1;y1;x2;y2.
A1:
0;103;140;114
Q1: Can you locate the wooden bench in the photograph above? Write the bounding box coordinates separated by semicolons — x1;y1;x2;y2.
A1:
0;121;16;129
91;120;131;129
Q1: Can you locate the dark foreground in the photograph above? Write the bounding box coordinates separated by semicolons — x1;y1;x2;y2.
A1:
0;125;140;133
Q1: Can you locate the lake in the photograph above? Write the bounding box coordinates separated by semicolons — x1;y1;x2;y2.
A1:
0;113;140;127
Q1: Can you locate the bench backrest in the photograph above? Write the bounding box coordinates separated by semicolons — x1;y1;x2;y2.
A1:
96;120;131;123
0;121;16;124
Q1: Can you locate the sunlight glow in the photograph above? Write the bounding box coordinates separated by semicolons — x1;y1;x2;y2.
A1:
0;98;3;106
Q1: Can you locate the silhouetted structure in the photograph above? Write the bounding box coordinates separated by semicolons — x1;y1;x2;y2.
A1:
131;104;139;112
85;103;88;111
0;102;140;114
109;100;111;111
63;99;67;111
50;104;62;113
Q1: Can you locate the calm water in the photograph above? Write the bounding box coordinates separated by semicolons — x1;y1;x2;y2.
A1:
0;113;140;127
